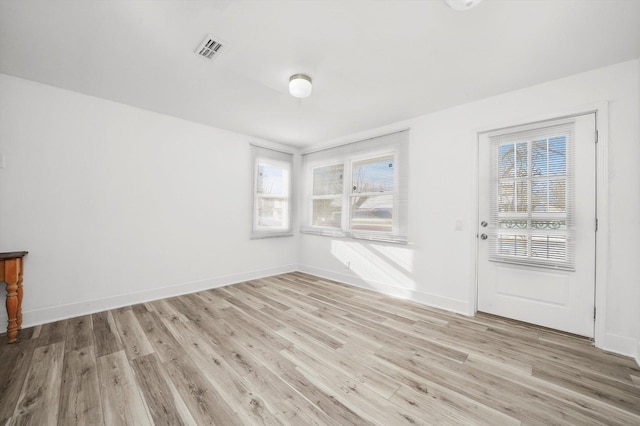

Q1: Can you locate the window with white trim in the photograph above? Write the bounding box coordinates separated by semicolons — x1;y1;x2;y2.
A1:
488;121;575;269
251;145;293;239
301;130;409;243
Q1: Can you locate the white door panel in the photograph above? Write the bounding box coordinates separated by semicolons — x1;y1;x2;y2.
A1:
477;113;596;337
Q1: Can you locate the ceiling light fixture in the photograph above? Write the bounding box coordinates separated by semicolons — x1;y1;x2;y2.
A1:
443;0;483;11
289;74;312;98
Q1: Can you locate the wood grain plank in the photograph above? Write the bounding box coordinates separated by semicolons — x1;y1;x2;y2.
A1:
96;350;152;426
464;353;640;425
57;345;103;425
131;303;151;316
280;344;422;425
12;342;65;425
37;320;68;347
278;327;400;400
64;315;94;353
261;305;344;350
3;272;639;425
131;354;190;426
148;299;191;324
92;311;123;358
112;309;154;360
278;368;368;425
135;311;243;425
244;365;338;425
0;339;36;421
155;316;282;425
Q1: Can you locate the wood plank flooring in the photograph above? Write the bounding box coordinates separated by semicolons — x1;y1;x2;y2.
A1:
1;272;639;425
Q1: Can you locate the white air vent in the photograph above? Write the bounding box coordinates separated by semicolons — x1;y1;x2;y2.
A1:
195;34;224;59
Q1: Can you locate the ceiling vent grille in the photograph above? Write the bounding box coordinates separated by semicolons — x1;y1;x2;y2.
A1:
195;34;224;60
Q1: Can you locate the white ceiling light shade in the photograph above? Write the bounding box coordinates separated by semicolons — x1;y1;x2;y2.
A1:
443;0;483;11
289;74;312;98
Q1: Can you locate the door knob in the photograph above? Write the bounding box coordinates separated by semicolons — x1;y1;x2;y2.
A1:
480;233;488;240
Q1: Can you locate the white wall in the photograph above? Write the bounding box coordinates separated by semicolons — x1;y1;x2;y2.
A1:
0;74;298;327
637;60;640;367
1;60;638;362
300;59;640;360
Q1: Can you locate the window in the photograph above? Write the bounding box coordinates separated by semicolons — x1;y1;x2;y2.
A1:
488;121;575;269
301;130;408;243
251;144;293;239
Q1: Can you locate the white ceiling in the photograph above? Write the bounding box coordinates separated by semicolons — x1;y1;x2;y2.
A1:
1;0;639;147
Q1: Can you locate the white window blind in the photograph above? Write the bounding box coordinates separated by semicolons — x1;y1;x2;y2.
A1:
488;120;575;270
301;130;409;243
251;144;293;239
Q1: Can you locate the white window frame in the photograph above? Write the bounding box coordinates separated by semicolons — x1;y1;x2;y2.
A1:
308;160;344;233
251;145;294;239
347;150;399;238
488;121;575;270
301;130;408;244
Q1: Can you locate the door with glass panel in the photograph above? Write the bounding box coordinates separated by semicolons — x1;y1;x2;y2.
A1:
477;113;596;337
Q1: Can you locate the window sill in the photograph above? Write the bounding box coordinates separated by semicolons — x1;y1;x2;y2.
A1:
300;228;408;245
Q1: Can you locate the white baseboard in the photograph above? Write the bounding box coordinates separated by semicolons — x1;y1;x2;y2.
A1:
602;332;638;360
20;264;297;328
15;263;640;367
298;264;470;315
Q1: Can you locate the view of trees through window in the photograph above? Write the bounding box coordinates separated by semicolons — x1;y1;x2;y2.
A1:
496;136;569;261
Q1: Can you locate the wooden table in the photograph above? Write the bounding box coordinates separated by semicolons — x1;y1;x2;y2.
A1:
1;251;28;343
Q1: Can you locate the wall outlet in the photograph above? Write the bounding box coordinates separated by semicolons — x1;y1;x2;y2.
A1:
455;219;463;231
346;260;351;269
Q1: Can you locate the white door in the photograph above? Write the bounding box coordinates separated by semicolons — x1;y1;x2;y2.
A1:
477;113;596;337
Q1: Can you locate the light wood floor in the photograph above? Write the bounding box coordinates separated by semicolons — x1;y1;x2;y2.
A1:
1;272;639;425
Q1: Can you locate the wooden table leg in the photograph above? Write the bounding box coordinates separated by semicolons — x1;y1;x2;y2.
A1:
16;258;24;331
4;259;20;343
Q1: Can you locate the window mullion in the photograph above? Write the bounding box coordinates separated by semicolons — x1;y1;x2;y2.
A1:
527;139;532;259
343;158;351;233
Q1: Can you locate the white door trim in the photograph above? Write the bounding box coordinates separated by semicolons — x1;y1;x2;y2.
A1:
470;102;609;348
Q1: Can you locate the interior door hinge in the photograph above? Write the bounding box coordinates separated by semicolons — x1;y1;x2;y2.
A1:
595;218;598;232
595;130;599;143
594;306;596;320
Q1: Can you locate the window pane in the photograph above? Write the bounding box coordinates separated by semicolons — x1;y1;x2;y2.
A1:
499;182;515;213
531;180;548;213
499;144;515;178
532;179;566;213
515;142;528;178
548;179;566;212
352;156;394;193
516;181;529;213
313;164;343;196
257;163;288;195
531;235;567;261
312;198;342;227
548;136;566;176
257;197;287;229
532;139;547;177
497;234;528;257
350;194;392;232
489;122;573;269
